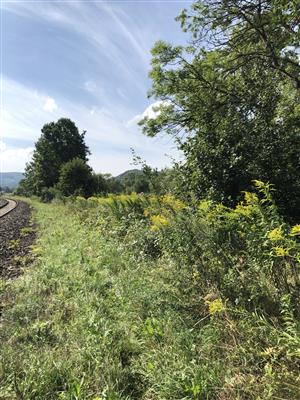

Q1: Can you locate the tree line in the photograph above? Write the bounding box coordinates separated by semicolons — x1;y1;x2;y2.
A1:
18;0;299;222
16;118;176;201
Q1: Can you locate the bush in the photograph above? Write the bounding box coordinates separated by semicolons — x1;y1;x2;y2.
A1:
58;158;95;197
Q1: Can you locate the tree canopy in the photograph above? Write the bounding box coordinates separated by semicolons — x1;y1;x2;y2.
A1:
140;0;300;220
58;158;95;197
22;118;91;196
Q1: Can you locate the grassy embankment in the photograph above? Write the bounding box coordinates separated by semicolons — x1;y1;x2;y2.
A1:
0;187;299;399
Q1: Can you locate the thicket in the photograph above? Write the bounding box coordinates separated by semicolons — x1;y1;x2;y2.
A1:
140;0;300;221
68;182;300;398
1;184;299;399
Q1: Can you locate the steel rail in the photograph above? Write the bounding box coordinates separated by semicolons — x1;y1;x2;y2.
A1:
0;199;18;218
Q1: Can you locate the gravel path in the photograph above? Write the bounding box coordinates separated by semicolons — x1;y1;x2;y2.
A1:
0;201;36;279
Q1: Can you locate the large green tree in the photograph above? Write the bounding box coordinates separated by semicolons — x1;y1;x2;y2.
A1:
140;0;300;220
58;158;95;197
23;118;90;195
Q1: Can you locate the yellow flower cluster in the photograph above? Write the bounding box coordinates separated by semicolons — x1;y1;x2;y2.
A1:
208;298;226;315
161;194;186;211
85;193;145;207
290;224;300;236
272;246;289;257
150;214;170;231
243;191;259;205
252;180;265;189
234;203;253;218
142;194;186;230
268;227;284;241
198;199;212;213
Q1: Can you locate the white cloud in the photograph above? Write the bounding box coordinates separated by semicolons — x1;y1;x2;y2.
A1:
43;97;58;112
0;1;187;174
0;140;7;152
1;78;61;141
127;100;170;127
1;76;180;173
0;146;34;172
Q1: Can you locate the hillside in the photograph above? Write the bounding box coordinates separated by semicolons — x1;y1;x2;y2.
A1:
0;172;24;189
115;169;143;183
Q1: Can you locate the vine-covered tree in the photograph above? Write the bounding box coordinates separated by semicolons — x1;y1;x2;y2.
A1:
140;0;300;220
23;118;90;196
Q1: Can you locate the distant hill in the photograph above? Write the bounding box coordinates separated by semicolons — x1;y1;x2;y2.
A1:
115;169;143;183
0;172;24;189
0;170;144;189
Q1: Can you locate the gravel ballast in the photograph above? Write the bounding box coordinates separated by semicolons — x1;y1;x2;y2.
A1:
0;201;36;278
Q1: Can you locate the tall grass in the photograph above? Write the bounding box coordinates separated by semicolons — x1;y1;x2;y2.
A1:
1;185;299;399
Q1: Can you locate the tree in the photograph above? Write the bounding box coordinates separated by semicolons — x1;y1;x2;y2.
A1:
140;0;300;220
178;0;300;90
58;158;95;197
100;174;124;194
23;118;90;195
92;173;110;195
123;171;150;194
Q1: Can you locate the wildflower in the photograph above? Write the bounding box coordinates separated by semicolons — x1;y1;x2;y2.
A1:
290;224;300;236
198;200;212;213
262;347;276;356
234;204;253;217
150;214;169;230
161;194;186;211
243;191;258;205
143;208;151;217
253;180;265;189
268;227;284;242
272;246;289;257
207;298;225;315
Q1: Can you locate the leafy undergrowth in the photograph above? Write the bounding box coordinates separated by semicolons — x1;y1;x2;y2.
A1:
0;187;299;399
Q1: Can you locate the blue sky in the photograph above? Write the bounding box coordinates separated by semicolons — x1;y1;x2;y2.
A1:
0;0;192;174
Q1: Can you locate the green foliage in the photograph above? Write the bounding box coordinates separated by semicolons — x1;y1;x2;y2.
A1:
21;118;90;197
92;173;110;195
122;170;150;194
58;158;95;197
1;184;299;398
178;1;300;88
140;0;300;221
104;175;124;194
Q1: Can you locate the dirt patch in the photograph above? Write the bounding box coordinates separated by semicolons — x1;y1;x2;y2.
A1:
0;201;36;279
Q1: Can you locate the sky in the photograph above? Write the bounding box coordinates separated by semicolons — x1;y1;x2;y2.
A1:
0;0;192;175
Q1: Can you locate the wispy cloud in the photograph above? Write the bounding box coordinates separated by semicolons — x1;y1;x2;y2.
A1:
1;76;179;174
3;0;151;94
1;0;186;173
43;97;58;112
83;80;98;94
0;141;34;172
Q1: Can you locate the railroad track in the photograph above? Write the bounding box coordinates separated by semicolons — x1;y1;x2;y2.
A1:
0;199;18;218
